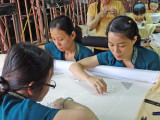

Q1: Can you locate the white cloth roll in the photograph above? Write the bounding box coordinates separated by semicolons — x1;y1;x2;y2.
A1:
54;60;160;83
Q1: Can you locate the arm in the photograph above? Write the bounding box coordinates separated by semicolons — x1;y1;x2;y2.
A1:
87;10;108;31
69;55;107;94
53;98;98;120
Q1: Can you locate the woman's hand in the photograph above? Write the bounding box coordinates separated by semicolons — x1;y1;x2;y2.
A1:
53;98;64;109
98;10;109;18
87;76;107;94
109;9;118;16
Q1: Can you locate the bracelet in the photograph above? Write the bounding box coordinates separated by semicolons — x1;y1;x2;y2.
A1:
62;97;74;109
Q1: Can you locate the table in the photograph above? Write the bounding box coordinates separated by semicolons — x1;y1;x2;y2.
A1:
0;54;159;120
40;60;160;120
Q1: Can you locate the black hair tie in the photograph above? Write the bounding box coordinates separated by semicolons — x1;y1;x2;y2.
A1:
0;76;10;91
0;76;5;83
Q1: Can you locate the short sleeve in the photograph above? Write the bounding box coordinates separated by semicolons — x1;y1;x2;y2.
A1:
87;3;97;17
25;99;59;120
45;42;55;54
148;53;160;70
97;51;110;65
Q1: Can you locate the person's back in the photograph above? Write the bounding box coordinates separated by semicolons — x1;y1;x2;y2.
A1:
0;42;98;120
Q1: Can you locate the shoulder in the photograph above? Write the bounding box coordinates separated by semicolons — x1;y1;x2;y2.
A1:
97;50;115;65
136;46;160;70
1;94;59;119
77;43;95;58
111;0;123;4
45;41;57;50
137;46;158;58
89;2;98;7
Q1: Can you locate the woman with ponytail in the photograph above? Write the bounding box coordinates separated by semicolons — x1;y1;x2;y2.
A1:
87;0;125;36
41;15;94;61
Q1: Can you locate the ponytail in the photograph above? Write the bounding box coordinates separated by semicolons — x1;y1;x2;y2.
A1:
74;25;82;44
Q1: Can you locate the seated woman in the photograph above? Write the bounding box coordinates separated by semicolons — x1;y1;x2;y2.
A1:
128;1;153;26
69;16;160;94
41;15;94;61
0;42;98;120
146;0;160;13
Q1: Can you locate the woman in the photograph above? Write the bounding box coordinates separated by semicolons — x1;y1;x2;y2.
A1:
147;0;160;13
0;42;98;120
41;15;94;61
87;0;125;36
128;2;153;25
69;16;160;95
87;0;125;53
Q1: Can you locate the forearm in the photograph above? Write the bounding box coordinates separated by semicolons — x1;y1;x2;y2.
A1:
64;100;98;120
69;63;92;82
87;15;101;31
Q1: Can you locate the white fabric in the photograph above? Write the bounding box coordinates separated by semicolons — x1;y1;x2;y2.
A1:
54;60;160;83
41;72;153;120
150;33;160;47
151;13;160;24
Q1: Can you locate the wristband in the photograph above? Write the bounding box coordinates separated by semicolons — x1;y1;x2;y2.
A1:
62;97;74;109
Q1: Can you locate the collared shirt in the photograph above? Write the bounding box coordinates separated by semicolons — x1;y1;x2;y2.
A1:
97;46;160;70
45;42;94;61
87;0;125;36
0;94;59;120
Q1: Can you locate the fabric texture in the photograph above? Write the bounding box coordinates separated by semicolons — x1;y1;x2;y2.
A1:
0;94;59;120
87;0;125;36
97;46;160;70
45;42;94;61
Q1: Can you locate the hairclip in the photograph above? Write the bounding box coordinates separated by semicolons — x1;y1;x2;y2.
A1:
128;20;132;24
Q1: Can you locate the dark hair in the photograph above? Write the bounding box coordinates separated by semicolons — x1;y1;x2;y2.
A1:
49;15;82;44
0;42;53;103
106;16;140;45
97;0;101;14
133;2;146;15
148;0;160;10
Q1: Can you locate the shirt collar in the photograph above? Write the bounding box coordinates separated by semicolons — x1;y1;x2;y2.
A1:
131;47;138;65
74;42;80;61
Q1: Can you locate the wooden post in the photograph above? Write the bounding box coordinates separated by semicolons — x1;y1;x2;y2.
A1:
17;0;25;42
24;0;33;43
42;0;49;43
31;1;40;43
36;0;45;41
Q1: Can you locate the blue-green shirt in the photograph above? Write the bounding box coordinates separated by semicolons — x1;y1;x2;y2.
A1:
0;94;59;120
45;42;94;61
97;46;160;70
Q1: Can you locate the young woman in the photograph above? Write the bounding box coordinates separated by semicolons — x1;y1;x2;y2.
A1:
128;2;153;25
87;0;125;53
87;0;125;36
41;15;94;61
147;0;160;13
0;42;98;120
69;16;160;95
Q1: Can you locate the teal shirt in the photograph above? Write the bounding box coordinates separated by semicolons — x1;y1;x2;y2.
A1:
0;94;59;120
97;46;160;70
45;42;94;61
